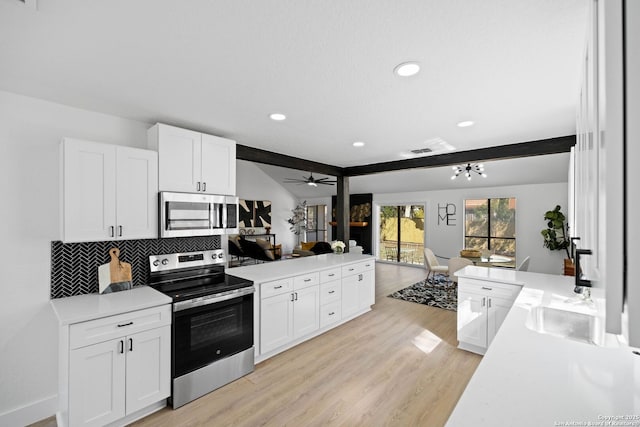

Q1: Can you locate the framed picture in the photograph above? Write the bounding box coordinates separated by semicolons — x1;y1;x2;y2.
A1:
239;199;271;228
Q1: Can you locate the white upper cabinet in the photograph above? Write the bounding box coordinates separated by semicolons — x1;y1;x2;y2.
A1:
61;138;158;243
148;123;236;195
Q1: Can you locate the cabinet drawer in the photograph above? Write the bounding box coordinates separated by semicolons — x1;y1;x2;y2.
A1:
320;268;341;283
342;260;375;276
69;304;171;350
320;302;341;328
261;278;293;299
320;281;341;305
459;278;522;300
293;272;320;290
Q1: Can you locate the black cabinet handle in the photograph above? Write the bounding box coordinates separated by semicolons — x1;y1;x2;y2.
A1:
118;225;123;237
110;226;114;237
129;338;133;352
328;290;335;294
119;340;124;354
274;285;282;289
203;182;207;192
481;287;492;291
117;322;133;327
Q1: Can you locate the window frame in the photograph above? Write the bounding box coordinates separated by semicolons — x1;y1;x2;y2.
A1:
463;198;516;254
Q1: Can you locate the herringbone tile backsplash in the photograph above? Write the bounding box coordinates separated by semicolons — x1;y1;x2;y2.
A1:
51;236;221;299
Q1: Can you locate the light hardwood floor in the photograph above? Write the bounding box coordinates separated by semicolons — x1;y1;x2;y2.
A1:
133;262;482;427
32;262;481;427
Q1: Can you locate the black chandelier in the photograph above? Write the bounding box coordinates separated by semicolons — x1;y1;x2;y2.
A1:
451;163;486;181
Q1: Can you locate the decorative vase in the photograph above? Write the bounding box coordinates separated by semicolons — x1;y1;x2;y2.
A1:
334;247;343;255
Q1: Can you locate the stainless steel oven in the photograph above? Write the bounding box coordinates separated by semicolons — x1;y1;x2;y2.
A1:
148;250;254;408
159;192;238;238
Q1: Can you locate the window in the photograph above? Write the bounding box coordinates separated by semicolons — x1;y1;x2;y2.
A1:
464;198;516;265
306;205;327;242
379;204;425;265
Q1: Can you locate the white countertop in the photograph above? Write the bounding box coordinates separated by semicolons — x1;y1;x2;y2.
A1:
51;286;172;325
227;253;375;283
447;267;640;426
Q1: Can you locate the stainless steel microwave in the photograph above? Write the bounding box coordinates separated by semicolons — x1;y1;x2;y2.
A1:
159;192;238;238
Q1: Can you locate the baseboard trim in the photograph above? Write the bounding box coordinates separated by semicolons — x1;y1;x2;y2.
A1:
0;394;57;427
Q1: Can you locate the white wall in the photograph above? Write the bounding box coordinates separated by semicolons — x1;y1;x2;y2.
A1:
373;182;569;275
235;160;299;254
0;90;150;425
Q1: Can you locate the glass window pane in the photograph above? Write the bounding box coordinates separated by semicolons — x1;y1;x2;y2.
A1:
490;198;516;238
465;237;488;251
491;238;516;257
465;199;488;237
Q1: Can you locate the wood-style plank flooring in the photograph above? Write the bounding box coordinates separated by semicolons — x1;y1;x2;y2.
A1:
30;262;482;427
133;262;482;427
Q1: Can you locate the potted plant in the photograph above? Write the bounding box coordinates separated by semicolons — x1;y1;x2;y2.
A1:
287;201;307;246
540;205;573;275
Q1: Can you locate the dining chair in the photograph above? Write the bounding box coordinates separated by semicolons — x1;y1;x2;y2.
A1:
423;248;449;283
517;256;531;271
448;257;474;284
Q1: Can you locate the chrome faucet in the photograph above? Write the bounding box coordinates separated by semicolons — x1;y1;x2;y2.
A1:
574;248;593;298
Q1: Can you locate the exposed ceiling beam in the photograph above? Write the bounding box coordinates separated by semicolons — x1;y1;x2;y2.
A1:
343;135;576;176
237;135;575;178
236;144;344;177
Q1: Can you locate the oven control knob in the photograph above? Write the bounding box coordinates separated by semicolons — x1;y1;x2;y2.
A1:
152;260;160;267
161;259;169;265
218;253;224;259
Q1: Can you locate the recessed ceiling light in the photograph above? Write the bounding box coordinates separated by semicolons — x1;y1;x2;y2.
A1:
270;113;286;121
394;62;420;77
352;141;365;147
457;120;475;128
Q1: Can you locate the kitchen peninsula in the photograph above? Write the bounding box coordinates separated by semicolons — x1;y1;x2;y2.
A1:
229;253;375;362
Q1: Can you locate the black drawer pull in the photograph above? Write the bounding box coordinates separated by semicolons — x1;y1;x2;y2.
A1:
328;290;335;294
304;278;312;282
328;273;335;277
117;322;133;328
274;285;283;289
481;287;493;291
329;312;335;316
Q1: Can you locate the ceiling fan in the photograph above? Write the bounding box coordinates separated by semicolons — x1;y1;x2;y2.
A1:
283;173;337;187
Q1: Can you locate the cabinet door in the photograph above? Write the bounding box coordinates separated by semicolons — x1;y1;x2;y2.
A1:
157;125;201;192
116;147;158;240
125;326;171;415
487;296;514;346
341;274;360;318
200;133;236;195
293;285;320;338
69;339;126;427
457;289;488;349
357;270;375;310
62;139;116;242
261;293;294;354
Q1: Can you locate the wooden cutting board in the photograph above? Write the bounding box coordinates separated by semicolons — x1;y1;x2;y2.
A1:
98;247;132;294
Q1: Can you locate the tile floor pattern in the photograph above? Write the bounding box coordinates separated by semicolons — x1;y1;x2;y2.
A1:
50;236;221;299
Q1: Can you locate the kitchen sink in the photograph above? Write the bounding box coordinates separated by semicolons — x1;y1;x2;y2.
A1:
526;305;604;346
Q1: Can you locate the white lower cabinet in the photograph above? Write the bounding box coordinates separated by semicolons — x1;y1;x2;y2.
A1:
256;258;375;360
342;261;375;318
60;304;171;427
457;278;521;355
260;273;320;354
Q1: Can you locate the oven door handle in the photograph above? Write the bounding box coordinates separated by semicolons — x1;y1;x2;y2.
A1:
173;286;255;312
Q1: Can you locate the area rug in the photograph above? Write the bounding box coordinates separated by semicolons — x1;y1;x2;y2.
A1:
388;275;457;311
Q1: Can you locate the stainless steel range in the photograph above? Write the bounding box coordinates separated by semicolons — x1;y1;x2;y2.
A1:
148;249;255;408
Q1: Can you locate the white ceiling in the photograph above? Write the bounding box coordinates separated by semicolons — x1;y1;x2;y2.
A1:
0;0;587;170
259;153;570;198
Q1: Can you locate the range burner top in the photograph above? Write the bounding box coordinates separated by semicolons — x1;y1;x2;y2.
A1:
147;250;252;302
